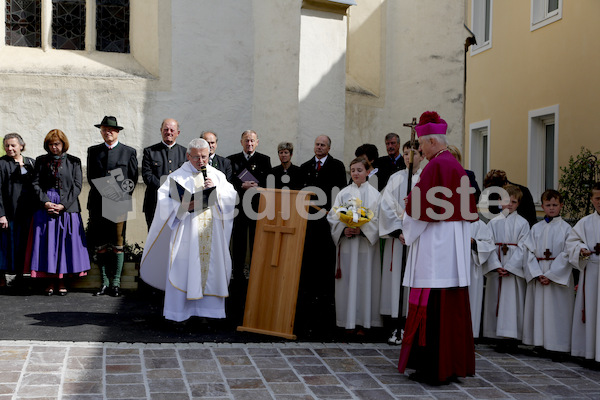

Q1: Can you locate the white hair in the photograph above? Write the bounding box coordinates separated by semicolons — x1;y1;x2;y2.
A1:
420;134;447;145
187;138;209;153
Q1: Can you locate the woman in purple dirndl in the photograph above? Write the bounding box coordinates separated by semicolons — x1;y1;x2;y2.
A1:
28;129;90;295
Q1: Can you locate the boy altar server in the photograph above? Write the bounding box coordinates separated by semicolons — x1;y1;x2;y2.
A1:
140;139;237;322
566;182;600;361
482;184;529;346
522;190;574;354
468;218;495;338
378;141;423;344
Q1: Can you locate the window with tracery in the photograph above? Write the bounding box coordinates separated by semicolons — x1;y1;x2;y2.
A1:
5;0;41;47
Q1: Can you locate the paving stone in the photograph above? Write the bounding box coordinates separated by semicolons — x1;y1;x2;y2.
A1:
29;351;66;364
149;393;191;400
322;358;363;373
261;369;301;383
253;357;289;369
355;356;393;366
273;395;314;400
106;374;144;384
308;385;353;399
145;357;180;369
493;382;541;394
63;369;103;382
352;389;395;400
106;355;141;365
227;378;266;389
230;389;274;399
186;372;224;383
500;365;541;375
0;348;28;360
181;359;219;372
0;361;26;371
285;356;322;366
543;368;584;379
176;348;212;359
336;373;382;390
106;348;139;356
17;385;59;397
313;349;348;358
212;348;246;356
294;366;331;375
386;383;428;396
430;391;473;399
143;349;177;358
25;363;64;373
105;364;142;374
533;384;584;397
247;348;280;357
374;373;406;385
279;348;314;356
189;382;229;397
62;395;104;400
67;356;103;369
477;370;522;383
269;382;307;394
0;372;21;383
145;368;183;379
217;355;253;366
556;377;600;391
0;384;16;396
346;349;381;357
105;383;148;398
302;375;340;386
147;378;188;393
220;366;260;379
62;382;103;395
465;387;517;399
20;372;62;386
68;347;103;357
515;374;559;385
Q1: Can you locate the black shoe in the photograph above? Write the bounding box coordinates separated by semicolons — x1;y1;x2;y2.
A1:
110;286;120;297
94;286;109;296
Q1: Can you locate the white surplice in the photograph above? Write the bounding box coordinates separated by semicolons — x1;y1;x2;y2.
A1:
566;212;600;360
482;211;529;340
469;219;495;338
140;162;237;322
522;217;574;352
328;182;382;329
378;168;421;318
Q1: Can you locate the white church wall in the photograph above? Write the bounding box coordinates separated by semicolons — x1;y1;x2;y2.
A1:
346;0;467;163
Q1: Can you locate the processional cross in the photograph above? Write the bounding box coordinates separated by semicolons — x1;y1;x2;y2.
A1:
263;211;296;267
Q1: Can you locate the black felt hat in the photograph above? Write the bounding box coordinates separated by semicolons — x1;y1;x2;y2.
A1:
94;116;124;130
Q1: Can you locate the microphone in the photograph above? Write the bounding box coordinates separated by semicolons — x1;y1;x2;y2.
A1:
200;165;207;179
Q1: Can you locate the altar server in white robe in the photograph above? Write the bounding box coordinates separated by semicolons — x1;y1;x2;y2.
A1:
482;184;530;341
566;182;600;361
522;190;574;353
328;157;382;332
140;138;237;322
379;141;422;341
469;219;495;338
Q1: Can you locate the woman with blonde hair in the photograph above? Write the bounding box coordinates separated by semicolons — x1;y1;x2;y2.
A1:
27;129;90;295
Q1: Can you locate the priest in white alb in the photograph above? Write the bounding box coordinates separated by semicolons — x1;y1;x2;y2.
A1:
140;138;237;322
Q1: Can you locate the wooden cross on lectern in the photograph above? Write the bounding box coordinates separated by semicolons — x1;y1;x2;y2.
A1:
263;212;296;267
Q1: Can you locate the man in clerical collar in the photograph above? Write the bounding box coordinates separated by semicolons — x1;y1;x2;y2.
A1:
87;115;138;298
226;130;272;324
200;130;232;181
142;118;187;229
376;132;407;191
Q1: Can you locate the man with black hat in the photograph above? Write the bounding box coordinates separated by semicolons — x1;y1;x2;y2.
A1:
87;116;138;297
141;118;187;229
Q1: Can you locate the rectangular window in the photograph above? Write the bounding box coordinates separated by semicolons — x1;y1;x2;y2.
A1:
96;0;129;53
531;0;562;31
528;105;559;202
471;0;492;55
5;0;41;47
52;0;86;50
469;119;491;188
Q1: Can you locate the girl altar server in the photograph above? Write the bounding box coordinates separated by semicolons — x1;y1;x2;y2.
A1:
328;157;382;334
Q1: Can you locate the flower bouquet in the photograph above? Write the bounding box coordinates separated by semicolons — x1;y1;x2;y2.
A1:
332;197;374;228
332;197;374;280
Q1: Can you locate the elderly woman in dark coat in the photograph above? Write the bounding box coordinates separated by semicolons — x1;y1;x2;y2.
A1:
28;129;90;295
0;133;36;287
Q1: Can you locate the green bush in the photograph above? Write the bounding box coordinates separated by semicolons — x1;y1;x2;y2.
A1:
559;147;600;221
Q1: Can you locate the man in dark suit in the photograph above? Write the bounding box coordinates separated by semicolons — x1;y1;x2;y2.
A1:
87;116;138;298
297;135;347;338
141;118;187;229
227;130;272;323
200;131;232;181
376;132;406;191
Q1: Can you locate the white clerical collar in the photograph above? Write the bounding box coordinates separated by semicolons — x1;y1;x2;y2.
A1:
368;168;378;177
105;141;119;150
162;140;176;149
315;155;328;164
244;151;254;160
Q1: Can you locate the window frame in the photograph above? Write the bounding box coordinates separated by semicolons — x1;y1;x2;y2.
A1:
470;0;493;55
531;0;562;31
469;119;491;188
527;105;559;203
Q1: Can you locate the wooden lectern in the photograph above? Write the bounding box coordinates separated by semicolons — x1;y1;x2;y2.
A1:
237;188;313;339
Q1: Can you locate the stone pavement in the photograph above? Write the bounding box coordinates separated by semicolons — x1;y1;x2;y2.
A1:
2;340;600;400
